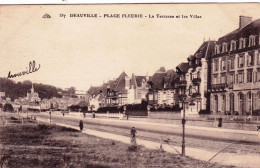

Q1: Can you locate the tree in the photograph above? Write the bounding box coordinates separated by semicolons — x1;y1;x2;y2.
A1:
3;104;13;112
67;87;76;94
159;67;166;72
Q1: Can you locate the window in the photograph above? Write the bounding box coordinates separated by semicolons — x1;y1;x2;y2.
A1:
222;43;228;53
212;76;217;84
239;38;246;49
249;35;256;47
247;52;254;66
247;92;252;112
238;72;244;83
230;40;237;51
197;71;200;78
215;45;220;54
221;58;226;71
257;51;260;65
230;74;235;84
222;95;226;112
257;70;260;82
189;86;192;95
247;70;253;83
214;59;219;72
230;58;235;69
213;75;218;84
196;59;201;65
221;75;227;84
180;75;185;81
238;54;245;68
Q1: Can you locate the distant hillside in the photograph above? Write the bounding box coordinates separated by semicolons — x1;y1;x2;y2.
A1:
0;78;63;100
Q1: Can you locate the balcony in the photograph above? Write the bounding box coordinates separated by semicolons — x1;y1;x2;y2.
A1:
228;84;233;89
192;78;201;85
177;94;187;101
176;80;187;88
209;83;227;92
191;92;201;98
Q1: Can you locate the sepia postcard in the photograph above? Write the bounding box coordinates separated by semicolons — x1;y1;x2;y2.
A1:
0;3;260;168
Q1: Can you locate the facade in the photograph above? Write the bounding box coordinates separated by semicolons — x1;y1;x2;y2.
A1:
126;73;150;104
176;40;215;115
147;68;178;106
87;71;151;108
209;16;260;116
106;72;128;106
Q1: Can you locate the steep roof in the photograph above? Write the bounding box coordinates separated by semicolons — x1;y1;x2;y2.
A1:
176;62;189;73
194;41;216;60
113;71;128;94
218;19;260;44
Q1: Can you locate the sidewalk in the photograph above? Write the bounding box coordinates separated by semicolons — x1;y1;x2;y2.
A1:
56;122;260;168
63;113;259;136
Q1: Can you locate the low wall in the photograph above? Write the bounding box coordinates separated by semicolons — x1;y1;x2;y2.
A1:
145;111;260;131
148;111;181;119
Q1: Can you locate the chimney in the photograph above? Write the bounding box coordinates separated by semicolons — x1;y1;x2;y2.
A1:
239;16;252;29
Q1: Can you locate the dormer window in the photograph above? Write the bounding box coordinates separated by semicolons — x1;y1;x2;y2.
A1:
239;38;246;49
222;43;228;53
196;58;201;65
249;35;256;47
230;40;237;51
215;45;220;54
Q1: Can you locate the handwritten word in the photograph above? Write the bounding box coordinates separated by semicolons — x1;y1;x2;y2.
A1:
7;60;41;79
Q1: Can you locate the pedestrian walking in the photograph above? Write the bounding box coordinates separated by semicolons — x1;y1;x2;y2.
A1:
130;127;137;145
257;125;260;139
79;120;83;132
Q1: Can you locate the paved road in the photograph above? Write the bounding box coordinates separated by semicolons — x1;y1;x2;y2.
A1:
30;112;260;144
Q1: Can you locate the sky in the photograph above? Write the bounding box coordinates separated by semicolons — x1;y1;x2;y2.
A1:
0;4;260;91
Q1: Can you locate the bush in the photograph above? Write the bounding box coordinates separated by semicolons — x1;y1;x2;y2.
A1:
150;104;181;112
97;106;123;113
198;110;210;115
125;104;147;112
3;104;13;112
252;109;260;116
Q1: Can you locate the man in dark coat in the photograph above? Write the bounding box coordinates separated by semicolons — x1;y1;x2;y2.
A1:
79;120;83;131
130;127;137;145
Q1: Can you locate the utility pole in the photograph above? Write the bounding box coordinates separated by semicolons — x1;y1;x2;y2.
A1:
182;100;186;156
49;110;52;123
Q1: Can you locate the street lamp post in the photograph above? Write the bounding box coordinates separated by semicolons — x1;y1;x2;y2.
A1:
182;100;186;157
49;109;52;123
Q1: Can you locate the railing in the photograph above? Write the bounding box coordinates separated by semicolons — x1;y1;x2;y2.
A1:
192;78;201;85
176;80;187;87
191;92;201;98
228;84;234;89
209;83;228;92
